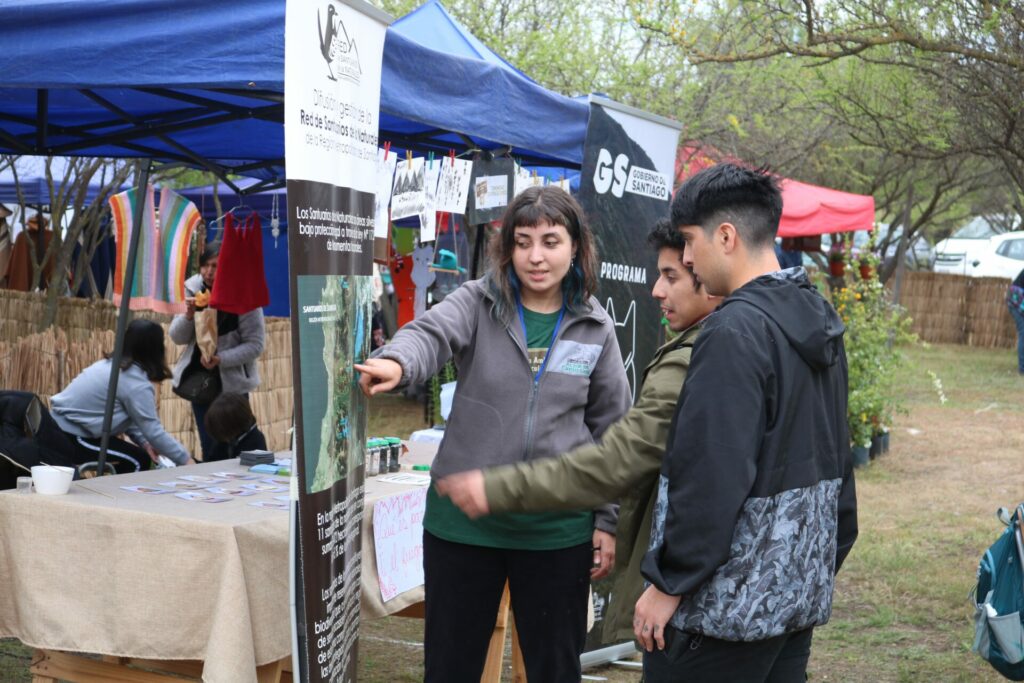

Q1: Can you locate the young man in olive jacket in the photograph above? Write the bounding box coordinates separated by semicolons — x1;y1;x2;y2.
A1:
436;219;719;641
634;164;858;682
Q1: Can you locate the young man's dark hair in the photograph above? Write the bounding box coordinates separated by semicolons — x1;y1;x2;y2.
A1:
647;217;688;253
670;164;782;250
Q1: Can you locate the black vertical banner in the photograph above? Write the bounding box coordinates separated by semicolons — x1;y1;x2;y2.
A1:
284;1;388;681
577;98;681;653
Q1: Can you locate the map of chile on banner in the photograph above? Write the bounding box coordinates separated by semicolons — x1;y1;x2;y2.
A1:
284;1;388;681
576;97;682;652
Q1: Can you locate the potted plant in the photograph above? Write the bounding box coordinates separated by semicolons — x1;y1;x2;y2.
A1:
858;253;874;280
834;278;915;469
828;243;846;277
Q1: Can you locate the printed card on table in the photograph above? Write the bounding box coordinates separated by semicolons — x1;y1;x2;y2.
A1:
120;485;173;495
241;482;287;492
207;486;258;497
212;471;261;480
175;491;232;503
159;481;211;491
178;474;228;484
249;500;290;511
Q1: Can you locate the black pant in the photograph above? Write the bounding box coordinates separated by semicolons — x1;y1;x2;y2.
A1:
643;626;813;683
422;531;591;683
65;433;151;474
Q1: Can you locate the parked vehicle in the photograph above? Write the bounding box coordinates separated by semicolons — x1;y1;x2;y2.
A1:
933;216;1018;276
968;230;1024;279
801;227;934;271
876;224;936;271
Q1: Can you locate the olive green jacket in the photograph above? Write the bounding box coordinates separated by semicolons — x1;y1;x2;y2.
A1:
483;323;700;642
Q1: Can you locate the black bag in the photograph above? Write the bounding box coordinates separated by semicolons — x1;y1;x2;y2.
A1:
173;366;222;405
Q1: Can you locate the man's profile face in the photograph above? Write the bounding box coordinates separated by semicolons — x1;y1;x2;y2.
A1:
679;224;727;296
651;248;710;332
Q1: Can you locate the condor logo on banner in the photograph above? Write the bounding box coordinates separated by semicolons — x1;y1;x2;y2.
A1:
593;149;670;201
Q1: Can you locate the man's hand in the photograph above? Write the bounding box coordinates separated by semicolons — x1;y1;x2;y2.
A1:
435;470;489;518
591;529;616;580
353;358;403;397
633;585;682;652
200;354;221;369
184;298;196;321
144;444;159;465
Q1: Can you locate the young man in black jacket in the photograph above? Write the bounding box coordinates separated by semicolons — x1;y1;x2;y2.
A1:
634;164;858;682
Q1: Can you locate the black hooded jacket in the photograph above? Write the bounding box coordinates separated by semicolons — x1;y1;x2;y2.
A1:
641;268;858;641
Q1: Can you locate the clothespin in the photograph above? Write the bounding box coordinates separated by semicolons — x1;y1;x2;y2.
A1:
428;151;435;170
406;149;413;170
449;149;456;164
383;141;391;161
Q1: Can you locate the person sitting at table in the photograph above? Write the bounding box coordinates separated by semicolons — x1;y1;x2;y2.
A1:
355;185;630;683
50;319;193;473
203;392;267;462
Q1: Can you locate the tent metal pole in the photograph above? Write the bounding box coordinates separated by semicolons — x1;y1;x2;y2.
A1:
96;159;152;477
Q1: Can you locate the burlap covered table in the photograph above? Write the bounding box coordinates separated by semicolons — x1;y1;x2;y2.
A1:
0;446;438;682
0;459;292;682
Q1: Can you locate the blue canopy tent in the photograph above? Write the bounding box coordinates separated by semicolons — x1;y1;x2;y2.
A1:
0;0;590;190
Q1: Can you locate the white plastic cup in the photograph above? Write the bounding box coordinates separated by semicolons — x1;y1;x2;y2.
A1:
30;465;74;495
16;476;33;494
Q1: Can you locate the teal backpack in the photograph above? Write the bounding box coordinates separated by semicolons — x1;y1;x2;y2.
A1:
973;505;1024;680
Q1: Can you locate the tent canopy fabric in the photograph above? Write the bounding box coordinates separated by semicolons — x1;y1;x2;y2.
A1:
675;145;875;237
0;0;590;190
776;178;875;238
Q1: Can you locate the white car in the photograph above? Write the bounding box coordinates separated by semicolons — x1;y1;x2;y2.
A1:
934;216;1020;276
972;231;1024;280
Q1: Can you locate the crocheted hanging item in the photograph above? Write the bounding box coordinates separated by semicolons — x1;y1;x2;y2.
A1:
209;211;269;315
111;186;200;313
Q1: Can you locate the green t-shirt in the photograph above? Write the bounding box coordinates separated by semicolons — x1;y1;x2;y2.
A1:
423;306;595;550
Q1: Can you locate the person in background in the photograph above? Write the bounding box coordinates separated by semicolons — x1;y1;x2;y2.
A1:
203;392;267;462
355;185;630;683
169;244;265;461
1006;267;1024;375
50;319;193;472
436;217;720;644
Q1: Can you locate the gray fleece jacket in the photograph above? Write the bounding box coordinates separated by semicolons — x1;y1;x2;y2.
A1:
50;359;190;465
168;274;265;394
371;277;631;533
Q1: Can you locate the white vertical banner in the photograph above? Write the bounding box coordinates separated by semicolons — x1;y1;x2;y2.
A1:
285;2;388;682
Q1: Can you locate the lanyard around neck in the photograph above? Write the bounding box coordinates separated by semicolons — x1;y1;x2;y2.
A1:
516;296;566;384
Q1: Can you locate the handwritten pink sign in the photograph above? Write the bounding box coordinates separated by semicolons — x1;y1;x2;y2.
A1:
373;488;427;601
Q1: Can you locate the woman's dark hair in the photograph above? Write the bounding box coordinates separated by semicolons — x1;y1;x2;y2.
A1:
204;393;257;443
199;244;219;267
106;319;172;382
487;185;599;319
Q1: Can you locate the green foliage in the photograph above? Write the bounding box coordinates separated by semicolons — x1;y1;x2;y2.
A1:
832;274;915;447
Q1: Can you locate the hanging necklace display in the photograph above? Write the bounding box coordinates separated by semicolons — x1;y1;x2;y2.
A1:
270;191;280;248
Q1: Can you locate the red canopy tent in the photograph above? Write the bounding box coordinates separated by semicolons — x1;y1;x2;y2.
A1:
675;146;876;237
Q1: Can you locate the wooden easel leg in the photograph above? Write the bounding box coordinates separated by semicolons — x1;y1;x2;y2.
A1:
480;581;512;683
510;614;527;683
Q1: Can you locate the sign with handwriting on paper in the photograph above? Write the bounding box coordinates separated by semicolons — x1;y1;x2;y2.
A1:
373;488;427;601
